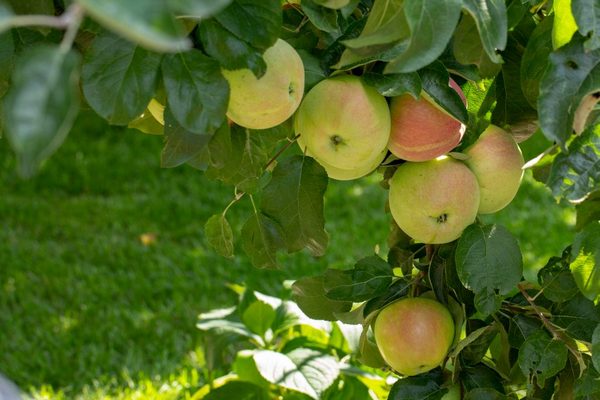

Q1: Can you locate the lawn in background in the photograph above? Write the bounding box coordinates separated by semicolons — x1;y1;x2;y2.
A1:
0;112;574;399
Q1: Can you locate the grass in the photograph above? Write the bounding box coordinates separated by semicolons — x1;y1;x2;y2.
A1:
0;112;575;399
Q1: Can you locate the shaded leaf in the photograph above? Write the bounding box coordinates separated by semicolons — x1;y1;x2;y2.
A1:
574;363;600;398
241;212;285;269
419;62;468;123
570;221;600;303
593;324;600;372
363;71;421;98
463;0;507;63
203;380;270;400
552;293;600;342
537;251;580;303
292;275;352;321
205;214;234;259
464;388;509;400
323;256;394;302
387;369;446;400
168;0;232;18
161;107;212;168
576;190;600;230
517;329;568;387
452;13;502;79
301;0;340;34
520;15;553;108
572;0;600;51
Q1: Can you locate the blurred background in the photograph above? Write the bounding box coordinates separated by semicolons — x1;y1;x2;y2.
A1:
0;111;575;399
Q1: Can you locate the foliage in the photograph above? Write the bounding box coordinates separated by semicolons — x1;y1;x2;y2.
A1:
0;0;598;399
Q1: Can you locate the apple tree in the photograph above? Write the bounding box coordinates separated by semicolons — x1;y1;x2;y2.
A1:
0;0;599;398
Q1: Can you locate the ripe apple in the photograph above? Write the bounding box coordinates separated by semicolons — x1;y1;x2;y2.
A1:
387;80;466;162
222;39;304;130
464;125;524;214
374;297;455;376
388;156;480;244
294;75;390;172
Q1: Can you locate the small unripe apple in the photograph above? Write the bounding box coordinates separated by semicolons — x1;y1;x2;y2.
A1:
222;39;304;130
294;75;390;173
374;297;455;376
387;80;466;162
464;125;524;214
388;156;480;244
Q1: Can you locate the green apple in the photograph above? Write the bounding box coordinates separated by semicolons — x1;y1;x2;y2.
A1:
388;156;480;244
388;79;466;162
464;125;524;214
374;297;455;376
294;75;390;171
222;39;305;130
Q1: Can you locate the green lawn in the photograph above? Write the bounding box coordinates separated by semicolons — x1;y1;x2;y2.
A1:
0;112;574;399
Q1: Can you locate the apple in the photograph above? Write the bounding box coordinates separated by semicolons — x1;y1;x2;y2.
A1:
387;80;466;162
294;75;390;173
388;156;480;244
374;297;455;376
222;39;304;130
464;125;524;214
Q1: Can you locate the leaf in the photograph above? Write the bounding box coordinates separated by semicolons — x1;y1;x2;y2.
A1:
205;214;234;259
520;16;553;109
323;256;394;302
517;329;568;387
460;364;505;394
455;224;523;316
291;276;352;321
2;45;80;178
576;190;600;230
81;32;162;125
0;2;13;34
547;123;600;202
552;0;578;49
297;50;327;91
538;34;600;145
419;62;468;124
452;13;502;79
242;300;276;337
574;364;600;398
570;221;600;303
384;0;462;73
462;0;507;63
301;0;340;34
593;324;600;372
553;293;600;342
449;324;499;364
161;107;212;168
202;380;270;400
0;30;15;97
252;348;339;399
75;0;190;52
537;252;580;303
214;0;281;51
261;156;328;256
572;0;600;51
363;71;421;98
241;212;285;269
464;388;509;400
168;0;232;18
387;370;446;400
161;50;229;135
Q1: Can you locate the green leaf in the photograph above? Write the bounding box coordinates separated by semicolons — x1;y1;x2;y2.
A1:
452;324;500;366
455;224;523;316
463;0;507;63
261;156;328;256
419;62;468;124
297;50;327;91
0;2;13;34
570;221;600;303
520;16;553;109
552;0;578;49
291;275;352;321
508;314;542;348
0;30;15;97
593;324;600;372
161;107;212;168
547;123;600;202
363;71;421;98
203;380;270;400
517;329;568;387
168;0;232;18
251;348;339;399
301;0;340;34
553;293;600;341
323;256;394;302
464;388;509;400
197;313;263;344
387;370;446;400
452;14;502;79
384;0;462;73
242;300;276;337
75;0;190;52
574;364;600;398
572;0;600;51
214;0;281;51
538;34;600;145
161;50;229;135
241;212;285;269
576;190;600;230
461;364;505;393
537;251;580;303
81;32;162;125
205;214;235;259
2;45;80;178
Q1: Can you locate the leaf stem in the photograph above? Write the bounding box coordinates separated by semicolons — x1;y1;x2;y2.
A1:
59;4;84;54
264;133;300;171
222;189;246;217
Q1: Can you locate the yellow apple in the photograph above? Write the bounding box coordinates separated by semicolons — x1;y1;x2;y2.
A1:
374;297;455;376
294;75;390;172
464;125;524;214
222;39;304;130
388;156;480;244
387;80;466;162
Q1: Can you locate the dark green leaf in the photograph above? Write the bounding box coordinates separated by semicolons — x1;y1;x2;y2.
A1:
508;314;542;348
462;0;507;63
161;50;228;134
301;0;340;34
517;329;568;387
547;123;600;202
0;1;12;34
242;300;276;337
520;16;553;109
205;214;234;259
241;212;285;269
537;252;580;303
538;34;600;145
323;256;394;302
292;276;352;321
387;370;446;400
553;293;600;342
197;314;263;344
215;0;281;50
75;0;190;52
461;324;500;365
455;224;523;316
363;71;421;98
168;0;232;18
297;50;326;91
572;0;600;51
203;380;270;400
464;388;509;400
593;325;600;372
452;14;502;79
460;364;505;394
82;32;162;125
576;190;600;231
261;156;328;256
161;107;212;168
574;363;600;398
384;0;462;73
3;45;80;178
419;62;468;124
0;30;14;98
570;221;600;303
